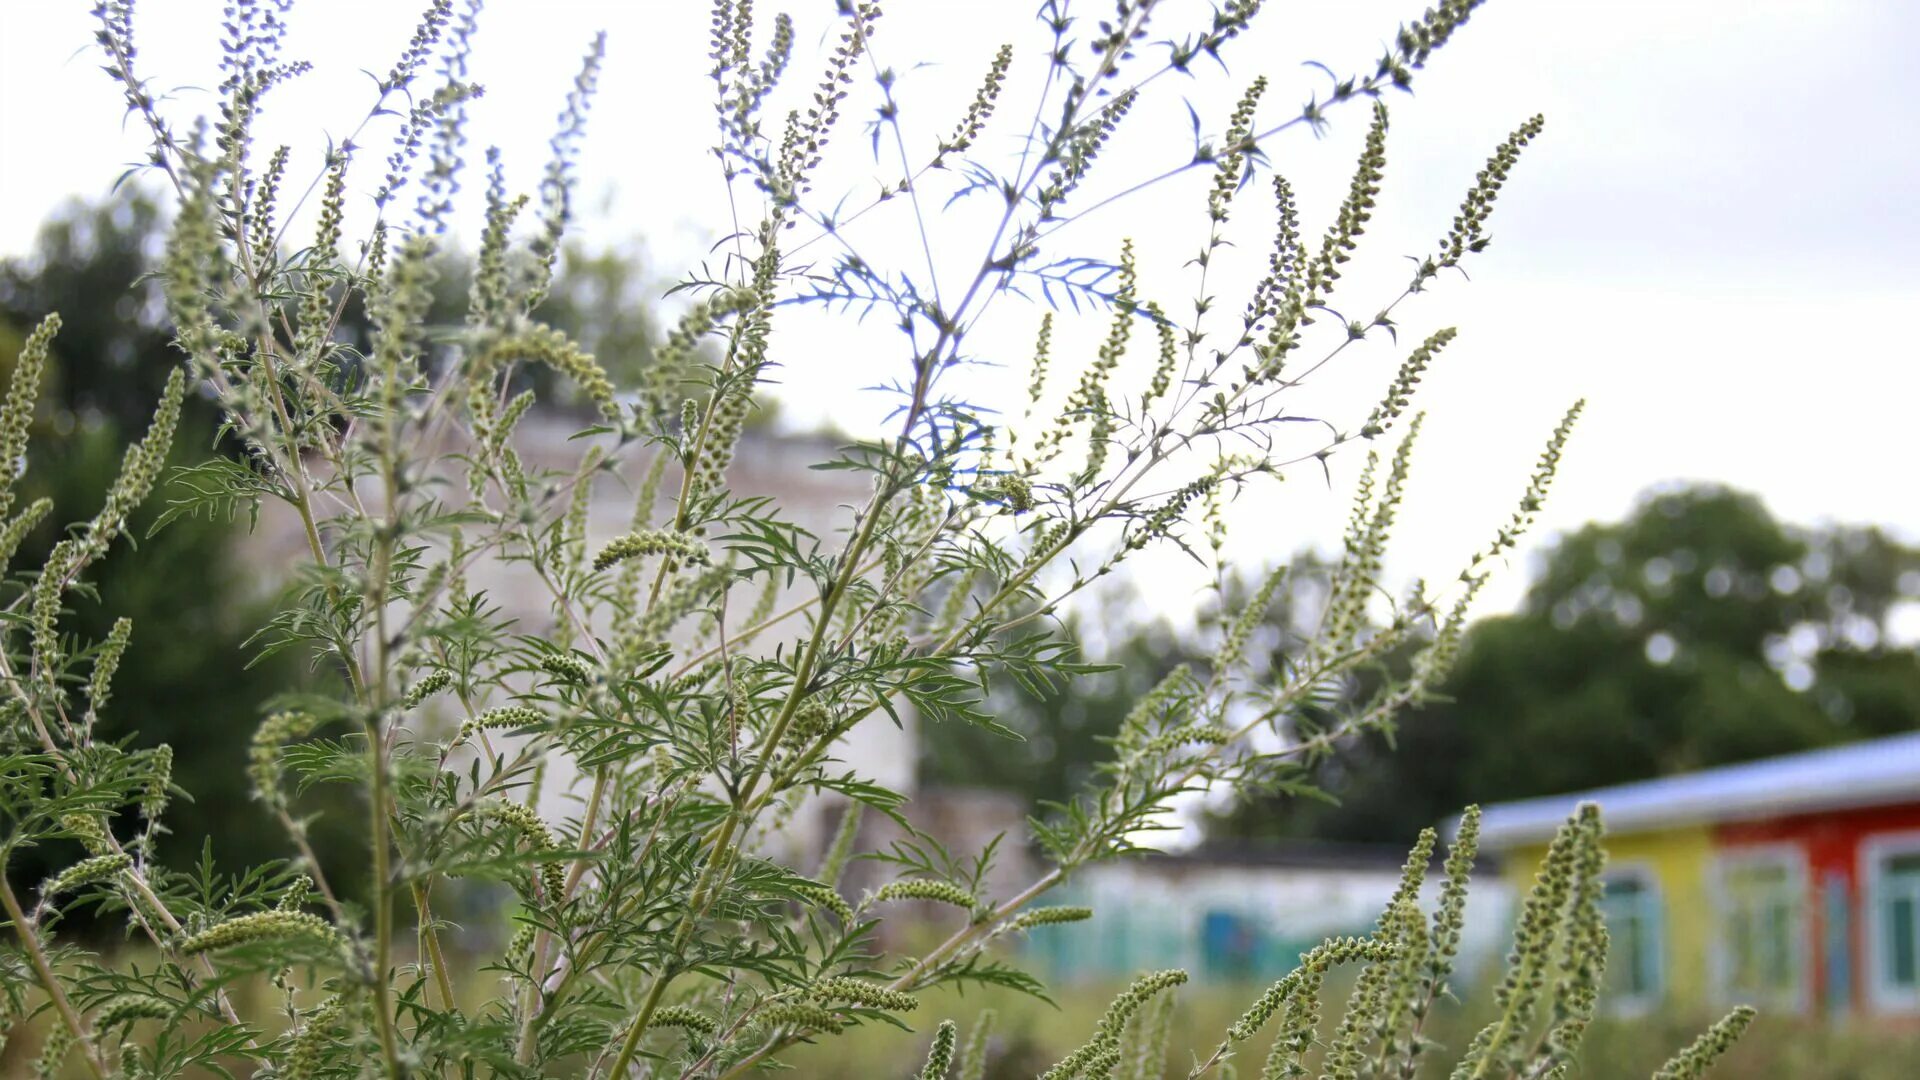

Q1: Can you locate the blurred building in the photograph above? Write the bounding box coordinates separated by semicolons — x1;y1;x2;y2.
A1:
1024;841;1512;985
240;419;914;849
1477;732;1920;1021
842;787;1041;951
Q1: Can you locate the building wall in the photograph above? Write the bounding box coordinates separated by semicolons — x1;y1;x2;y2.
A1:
1032;858;1513;985
235;420;911;854
1501;825;1716;1011
1718;800;1920;1017
1498;801;1920;1022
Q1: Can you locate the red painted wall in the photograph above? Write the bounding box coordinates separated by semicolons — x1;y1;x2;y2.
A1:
1718;801;1920;1014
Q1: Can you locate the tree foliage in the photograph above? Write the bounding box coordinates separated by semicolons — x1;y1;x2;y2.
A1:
0;190;680;907
0;2;1751;1077
1229;484;1920;844
0;194;320;898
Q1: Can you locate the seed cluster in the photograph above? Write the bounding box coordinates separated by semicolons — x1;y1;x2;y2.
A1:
918;1019;958;1080
1451;803;1607;1077
1208;77;1269;223
1007;906;1093;932
539;652;594;684
94;993;172;1030
0;314;57;522
60;813;112;857
756;1001;844;1034
482;324;620;423
283;996;344;1080
1364;328;1457;439
959;1009;996;1080
250;710;321;808
1306;102;1390;304
294;155;349;364
1041;969;1188;1080
88;616;134;719
403;668;453;708
1130;724;1233;762
0;497;52;576
42;853;132;900
941;45;1012;158
33;1023;71;1080
647;1004;718;1036
474;798;566;901
457;705;546;744
178;910;338;955
872;879;978;910
1653;1005;1756;1080
689;383;753;500
794;883;854;924
807;977;919;1013
1428;114;1548;278
139;744;174;828
592;529;711;572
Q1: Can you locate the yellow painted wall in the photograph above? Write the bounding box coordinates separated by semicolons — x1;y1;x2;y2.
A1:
1501;826;1716;1010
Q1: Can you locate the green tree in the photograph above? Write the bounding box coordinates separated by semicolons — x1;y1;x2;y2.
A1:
0;195;319;895
0;192;675;901
919;561;1332;812
1226;484;1920;843
920;600;1185;807
0;3;1748;1078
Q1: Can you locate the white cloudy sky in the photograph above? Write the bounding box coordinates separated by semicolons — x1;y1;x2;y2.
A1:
1;0;1915;623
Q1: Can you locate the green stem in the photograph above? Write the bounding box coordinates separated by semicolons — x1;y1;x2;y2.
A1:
710;870;1065;1080
605;482;895;1079
613;15;1156;1070
367;709;402;1078
606;967;678;1080
364;336;406;1079
1;871;108;1080
413;882;459;1013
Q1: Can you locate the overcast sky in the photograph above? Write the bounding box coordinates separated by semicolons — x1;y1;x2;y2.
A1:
0;0;1915;625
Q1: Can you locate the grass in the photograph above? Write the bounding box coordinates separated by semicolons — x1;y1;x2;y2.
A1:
775;977;1920;1080
8;947;1916;1077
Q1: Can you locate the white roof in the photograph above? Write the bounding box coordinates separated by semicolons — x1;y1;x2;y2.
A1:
1472;731;1920;848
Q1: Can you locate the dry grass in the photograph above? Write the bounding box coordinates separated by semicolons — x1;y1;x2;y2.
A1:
776;978;1920;1080
10;949;1912;1078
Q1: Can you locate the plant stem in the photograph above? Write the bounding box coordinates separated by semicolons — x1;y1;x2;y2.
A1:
709;869;1067;1080
0;871;108;1080
605;470;898;1080
367;709;402;1078
0;650;252;1033
364;362;405;1080
413;882;459;1012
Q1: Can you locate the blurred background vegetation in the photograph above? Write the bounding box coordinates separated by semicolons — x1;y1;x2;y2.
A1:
5;191;1917;1077
10;188;1916;901
0;193;319;904
11;952;1916;1079
0;190;681;914
768;977;1920;1080
922;482;1920;843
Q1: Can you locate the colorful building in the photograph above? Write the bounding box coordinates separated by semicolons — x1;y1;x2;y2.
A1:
1024;842;1512;985
1476;731;1920;1020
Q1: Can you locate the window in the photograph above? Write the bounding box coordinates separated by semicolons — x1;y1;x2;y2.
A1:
1821;873;1852;1014
1883;856;1920;988
1598;871;1662;1008
1714;850;1805;1009
1201;909;1258;981
1866;838;1920;1011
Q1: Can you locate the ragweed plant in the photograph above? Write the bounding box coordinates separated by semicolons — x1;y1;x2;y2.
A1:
0;1;1753;1078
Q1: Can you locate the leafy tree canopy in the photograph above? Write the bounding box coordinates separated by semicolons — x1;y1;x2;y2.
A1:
1229;483;1920;842
928;484;1920;843
0;190;678;903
